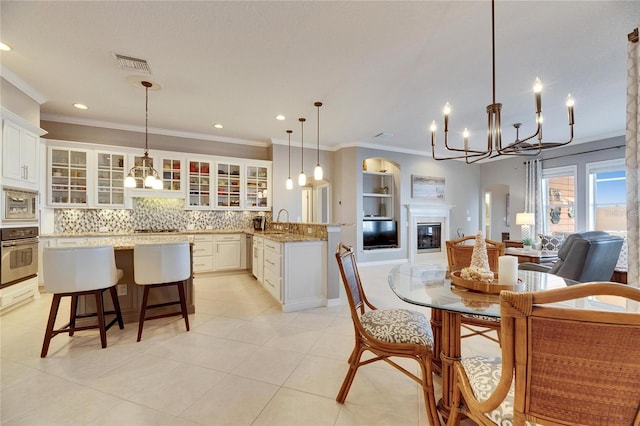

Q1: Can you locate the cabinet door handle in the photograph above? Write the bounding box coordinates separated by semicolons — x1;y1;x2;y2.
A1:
25;166;29;180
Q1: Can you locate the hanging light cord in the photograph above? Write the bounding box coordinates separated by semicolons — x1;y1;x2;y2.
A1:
315;102;322;165
299;118;305;173
287;130;292;178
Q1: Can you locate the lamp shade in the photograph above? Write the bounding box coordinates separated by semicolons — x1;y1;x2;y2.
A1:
515;212;535;226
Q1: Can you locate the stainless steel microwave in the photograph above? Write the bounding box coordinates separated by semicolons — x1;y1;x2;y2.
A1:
3;188;38;222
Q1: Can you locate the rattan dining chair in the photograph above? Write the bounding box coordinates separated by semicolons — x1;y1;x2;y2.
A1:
445;236;505;343
335;243;440;426
447;282;640;426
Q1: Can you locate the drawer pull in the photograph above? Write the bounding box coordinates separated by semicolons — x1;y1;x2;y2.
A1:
11;290;33;300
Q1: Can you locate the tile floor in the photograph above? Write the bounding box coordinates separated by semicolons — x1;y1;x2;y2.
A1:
1;263;499;425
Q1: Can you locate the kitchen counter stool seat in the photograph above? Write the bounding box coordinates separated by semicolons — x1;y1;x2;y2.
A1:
41;245;124;358
134;241;191;342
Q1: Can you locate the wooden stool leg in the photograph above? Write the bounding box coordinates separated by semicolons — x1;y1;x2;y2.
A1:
177;280;190;332
69;295;78;336
95;290;107;349
41;294;62;358
137;286;150;342
109;286;124;329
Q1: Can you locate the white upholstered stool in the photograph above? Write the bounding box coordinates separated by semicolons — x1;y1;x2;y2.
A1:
133;241;191;342
41;245;124;357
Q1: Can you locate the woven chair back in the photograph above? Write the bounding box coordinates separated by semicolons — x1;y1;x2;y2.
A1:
446;235;505;273
500;283;640;425
335;243;365;314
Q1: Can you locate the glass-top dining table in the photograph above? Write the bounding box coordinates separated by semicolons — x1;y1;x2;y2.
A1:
388;263;631;419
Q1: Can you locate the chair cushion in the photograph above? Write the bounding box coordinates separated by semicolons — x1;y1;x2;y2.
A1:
361;309;433;348
460;356;514;426
538;234;565;251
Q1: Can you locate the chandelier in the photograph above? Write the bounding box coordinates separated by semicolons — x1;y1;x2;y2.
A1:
124;81;162;189
430;0;575;164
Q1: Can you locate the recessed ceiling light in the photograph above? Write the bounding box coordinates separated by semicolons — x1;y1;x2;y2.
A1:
214;123;223;129
0;42;12;51
73;103;88;110
275;114;286;121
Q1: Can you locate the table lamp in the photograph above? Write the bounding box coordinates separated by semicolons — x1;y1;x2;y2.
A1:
515;212;535;241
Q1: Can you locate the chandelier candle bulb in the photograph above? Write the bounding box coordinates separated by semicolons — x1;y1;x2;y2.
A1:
567;94;575;125
499;255;518;285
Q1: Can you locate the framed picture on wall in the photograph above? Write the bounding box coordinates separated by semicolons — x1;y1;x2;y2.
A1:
411;175;445;200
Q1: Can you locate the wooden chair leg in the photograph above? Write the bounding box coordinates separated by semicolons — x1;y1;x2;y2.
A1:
336;343;364;403
109;286;124;329
177;280;190;332
419;356;441;426
69;295;78;336
95;290;107;349
137;285;150;342
41;294;62;358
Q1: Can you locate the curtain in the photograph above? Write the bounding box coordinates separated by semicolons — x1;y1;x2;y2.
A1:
626;27;639;288
524;159;542;240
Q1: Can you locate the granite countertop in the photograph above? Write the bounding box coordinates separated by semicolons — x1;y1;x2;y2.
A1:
70;235;193;250
41;229;326;243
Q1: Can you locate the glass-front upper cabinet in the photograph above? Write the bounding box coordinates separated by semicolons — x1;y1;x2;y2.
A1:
187;160;211;208
49;147;88;206
215;162;241;208
245;164;270;209
96;152;125;206
161;158;182;191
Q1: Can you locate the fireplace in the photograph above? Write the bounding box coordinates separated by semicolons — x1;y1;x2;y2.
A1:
405;204;454;263
417;222;441;253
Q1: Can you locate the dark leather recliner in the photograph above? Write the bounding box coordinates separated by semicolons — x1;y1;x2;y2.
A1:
519;231;624;282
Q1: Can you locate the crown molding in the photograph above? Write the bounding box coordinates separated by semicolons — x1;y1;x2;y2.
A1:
0;66;47;104
41;114;269;148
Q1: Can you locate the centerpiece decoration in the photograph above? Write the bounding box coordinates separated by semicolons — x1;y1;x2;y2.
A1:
451;232;524;294
460;232;494;282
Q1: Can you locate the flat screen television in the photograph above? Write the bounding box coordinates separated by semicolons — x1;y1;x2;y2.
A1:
363;220;398;250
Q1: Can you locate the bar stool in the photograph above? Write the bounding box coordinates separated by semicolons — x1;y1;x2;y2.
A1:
41;245;124;357
133;241;191;342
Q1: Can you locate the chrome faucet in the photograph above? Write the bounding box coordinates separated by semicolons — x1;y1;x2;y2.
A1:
276;208;290;232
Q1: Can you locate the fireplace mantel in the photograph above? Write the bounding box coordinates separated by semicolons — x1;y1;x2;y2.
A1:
405;204;455;264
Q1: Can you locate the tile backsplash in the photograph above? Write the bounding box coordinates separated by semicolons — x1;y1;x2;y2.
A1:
54;198;270;234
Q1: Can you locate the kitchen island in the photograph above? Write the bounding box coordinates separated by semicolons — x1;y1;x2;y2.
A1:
73;236;195;324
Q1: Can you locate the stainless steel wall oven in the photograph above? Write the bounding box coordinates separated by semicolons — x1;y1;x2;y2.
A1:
1;226;39;289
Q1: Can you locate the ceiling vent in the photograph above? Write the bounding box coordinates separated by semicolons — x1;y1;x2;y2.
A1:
112;53;152;74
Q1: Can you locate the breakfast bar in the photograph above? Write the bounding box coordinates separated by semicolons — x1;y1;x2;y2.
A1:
74;236;194;324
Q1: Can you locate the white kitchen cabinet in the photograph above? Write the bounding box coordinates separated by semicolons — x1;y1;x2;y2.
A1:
186;159;212;208
2;117;41;190
214;234;242;271
281;241;326;312
245;163;271;210
95;151;126;207
252;236;264;282
192;234;214;273
215;161;242;209
262;239;282;302
257;237;327;312
49;147;89;207
0;276;39;312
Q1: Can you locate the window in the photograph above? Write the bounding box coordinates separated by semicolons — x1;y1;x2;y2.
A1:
541;166;576;235
587;159;626;232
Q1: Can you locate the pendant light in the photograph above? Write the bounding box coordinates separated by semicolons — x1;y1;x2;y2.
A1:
286;130;293;190
298;118;307;186
313;101;323;180
124;81;162;189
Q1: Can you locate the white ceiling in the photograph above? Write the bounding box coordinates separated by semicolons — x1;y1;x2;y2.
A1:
1;1;638;155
